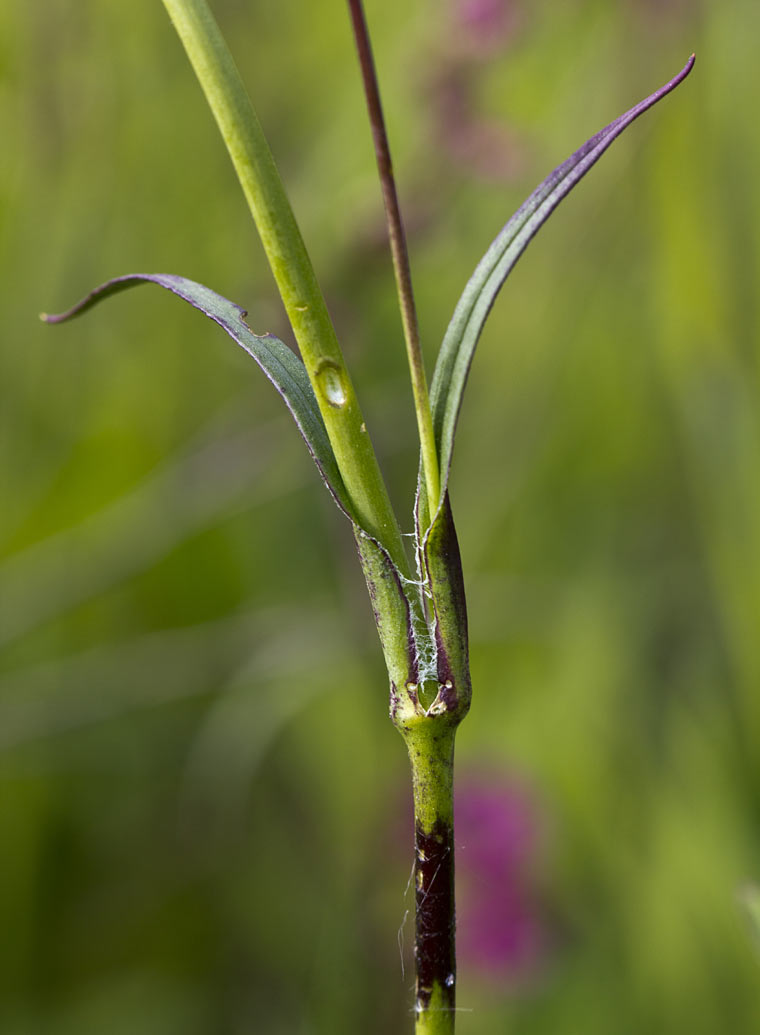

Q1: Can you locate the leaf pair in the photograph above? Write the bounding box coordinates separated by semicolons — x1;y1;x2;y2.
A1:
44;56;694;562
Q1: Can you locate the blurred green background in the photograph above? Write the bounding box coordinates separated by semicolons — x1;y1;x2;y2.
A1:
3;0;760;1032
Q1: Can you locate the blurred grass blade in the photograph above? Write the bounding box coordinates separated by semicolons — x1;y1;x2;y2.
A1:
430;55;695;499
0;415;306;647
738;883;760;958
42;273;353;515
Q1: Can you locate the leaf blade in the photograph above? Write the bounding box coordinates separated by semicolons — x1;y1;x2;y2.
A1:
44;274;428;695
430;54;695;500
42;273;353;515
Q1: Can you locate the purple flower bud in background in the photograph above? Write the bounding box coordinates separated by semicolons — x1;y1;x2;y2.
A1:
455;771;548;982
453;0;517;55
424;0;526;180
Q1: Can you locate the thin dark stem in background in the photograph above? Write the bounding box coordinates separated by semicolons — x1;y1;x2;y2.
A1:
346;0;441;518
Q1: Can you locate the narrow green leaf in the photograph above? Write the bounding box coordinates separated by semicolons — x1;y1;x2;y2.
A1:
41;273;353;515
43;274;426;691
430;55;695;501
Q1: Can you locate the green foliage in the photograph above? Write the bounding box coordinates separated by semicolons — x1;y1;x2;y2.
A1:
3;0;760;1033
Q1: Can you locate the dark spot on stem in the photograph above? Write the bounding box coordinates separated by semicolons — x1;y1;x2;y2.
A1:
415;817;456;1011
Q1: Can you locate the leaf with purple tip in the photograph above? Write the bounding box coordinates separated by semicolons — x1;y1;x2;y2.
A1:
430;55;695;500
42;273;353;514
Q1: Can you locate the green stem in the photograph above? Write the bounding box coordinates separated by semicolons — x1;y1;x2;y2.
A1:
346;0;441;520
161;0;409;574
402;718;459;1035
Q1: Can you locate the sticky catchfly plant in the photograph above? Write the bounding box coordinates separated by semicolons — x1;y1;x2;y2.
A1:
42;1;693;1030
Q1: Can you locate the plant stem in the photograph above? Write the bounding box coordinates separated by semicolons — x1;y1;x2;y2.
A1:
161;0;409;574
346;0;441;521
403;719;458;1035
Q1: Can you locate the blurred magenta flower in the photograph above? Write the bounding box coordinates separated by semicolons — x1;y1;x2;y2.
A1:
455;772;547;981
453;0;518;55
424;0;526;180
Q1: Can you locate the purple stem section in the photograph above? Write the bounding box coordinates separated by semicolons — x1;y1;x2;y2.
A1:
415;817;456;1014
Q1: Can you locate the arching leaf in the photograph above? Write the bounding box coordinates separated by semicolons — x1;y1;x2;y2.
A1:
42;273;353;515
43;273;426;692
430;55;695;499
